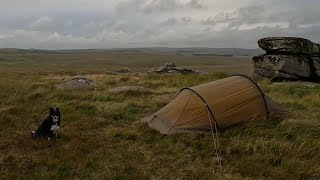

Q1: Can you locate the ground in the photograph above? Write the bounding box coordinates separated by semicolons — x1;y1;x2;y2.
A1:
0;51;319;179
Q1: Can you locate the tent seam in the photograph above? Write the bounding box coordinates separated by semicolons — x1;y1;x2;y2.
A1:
180;88;220;129
167;91;193;134
230;74;269;119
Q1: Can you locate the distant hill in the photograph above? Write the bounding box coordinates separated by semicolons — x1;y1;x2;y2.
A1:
106;48;264;56
0;48;264;56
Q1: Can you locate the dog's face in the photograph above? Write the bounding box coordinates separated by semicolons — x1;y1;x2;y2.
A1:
50;108;60;123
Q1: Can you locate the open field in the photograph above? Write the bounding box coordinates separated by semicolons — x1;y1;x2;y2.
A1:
0;50;253;75
0;51;320;179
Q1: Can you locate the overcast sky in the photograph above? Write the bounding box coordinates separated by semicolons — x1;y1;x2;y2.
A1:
0;0;319;49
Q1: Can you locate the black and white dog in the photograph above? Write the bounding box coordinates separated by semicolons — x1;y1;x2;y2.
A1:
32;108;61;140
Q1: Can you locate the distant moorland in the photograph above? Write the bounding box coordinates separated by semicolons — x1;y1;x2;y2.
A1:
0;48;259;74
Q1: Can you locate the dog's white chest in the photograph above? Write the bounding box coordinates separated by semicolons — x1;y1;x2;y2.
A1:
50;124;60;134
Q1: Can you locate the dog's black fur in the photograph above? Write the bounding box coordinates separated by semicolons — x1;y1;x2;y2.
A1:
32;108;61;139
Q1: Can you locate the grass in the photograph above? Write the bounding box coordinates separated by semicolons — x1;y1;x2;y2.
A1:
0;52;320;179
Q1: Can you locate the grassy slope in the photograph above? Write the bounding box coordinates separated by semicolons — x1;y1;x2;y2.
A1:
0;52;319;179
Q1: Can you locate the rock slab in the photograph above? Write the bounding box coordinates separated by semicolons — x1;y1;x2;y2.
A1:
253;54;311;79
312;56;320;77
258;37;320;55
55;77;100;90
150;62;208;75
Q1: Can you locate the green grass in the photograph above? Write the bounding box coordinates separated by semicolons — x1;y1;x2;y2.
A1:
0;51;319;179
0;51;34;65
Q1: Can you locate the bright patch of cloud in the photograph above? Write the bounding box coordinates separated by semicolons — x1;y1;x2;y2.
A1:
115;0;203;15
238;22;290;31
28;16;54;30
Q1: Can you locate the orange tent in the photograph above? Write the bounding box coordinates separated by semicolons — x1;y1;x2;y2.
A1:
142;75;287;135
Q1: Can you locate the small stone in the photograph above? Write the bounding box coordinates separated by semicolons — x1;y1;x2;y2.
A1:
195;70;209;75
154;66;168;73
164;62;176;68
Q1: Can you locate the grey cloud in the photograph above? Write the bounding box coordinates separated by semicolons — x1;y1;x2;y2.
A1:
159;18;178;26
201;5;267;27
1;0;320;49
136;17;195;40
181;17;192;24
201;3;320;34
115;0;203;15
28;16;54;30
188;0;203;9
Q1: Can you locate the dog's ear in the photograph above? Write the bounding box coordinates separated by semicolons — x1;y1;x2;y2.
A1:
56;108;60;115
50;108;54;115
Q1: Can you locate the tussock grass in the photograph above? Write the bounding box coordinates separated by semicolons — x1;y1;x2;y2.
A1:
0;72;320;179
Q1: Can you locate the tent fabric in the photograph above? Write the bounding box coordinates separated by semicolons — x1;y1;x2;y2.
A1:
142;75;287;135
264;95;288;118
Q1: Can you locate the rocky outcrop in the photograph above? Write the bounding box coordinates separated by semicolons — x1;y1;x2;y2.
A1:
253;37;320;81
149;63;208;75
115;67;130;73
55;77;101;90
